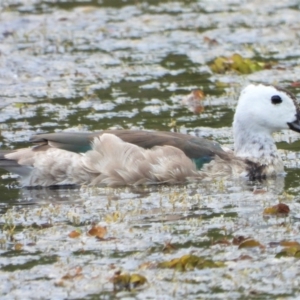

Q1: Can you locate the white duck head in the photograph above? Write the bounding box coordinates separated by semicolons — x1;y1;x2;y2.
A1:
233;84;300;173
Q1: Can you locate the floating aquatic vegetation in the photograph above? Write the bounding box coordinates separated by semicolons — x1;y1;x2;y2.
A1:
232;236;264;249
276;241;300;258
110;271;148;291
158;254;225;272
263;203;290;215
238;239;263;249
210;53;273;74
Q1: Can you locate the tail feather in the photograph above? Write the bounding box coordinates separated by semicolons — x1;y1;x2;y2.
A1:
0;150;33;177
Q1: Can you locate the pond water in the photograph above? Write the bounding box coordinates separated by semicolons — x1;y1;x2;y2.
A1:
1;0;300;299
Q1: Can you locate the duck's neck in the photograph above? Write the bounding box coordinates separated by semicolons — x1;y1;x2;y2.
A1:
233;122;283;173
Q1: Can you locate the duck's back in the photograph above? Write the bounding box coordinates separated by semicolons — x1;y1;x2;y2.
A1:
30;130;228;169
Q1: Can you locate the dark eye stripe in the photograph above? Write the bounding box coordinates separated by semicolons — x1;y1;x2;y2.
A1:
271;95;282;104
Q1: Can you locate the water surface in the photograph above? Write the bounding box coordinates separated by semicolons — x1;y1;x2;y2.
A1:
1;0;300;298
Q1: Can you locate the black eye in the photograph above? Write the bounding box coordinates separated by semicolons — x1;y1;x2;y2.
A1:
271;95;282;105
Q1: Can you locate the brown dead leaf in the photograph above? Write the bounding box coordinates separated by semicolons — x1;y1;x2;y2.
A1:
276;203;290;214
263;203;290;215
68;229;81;238
88;225;107;238
182;90;205;114
14;243;23;251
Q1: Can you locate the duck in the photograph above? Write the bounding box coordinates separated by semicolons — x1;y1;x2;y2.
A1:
0;84;299;187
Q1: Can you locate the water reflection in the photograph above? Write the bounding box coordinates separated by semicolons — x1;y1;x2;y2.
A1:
0;172;287;206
